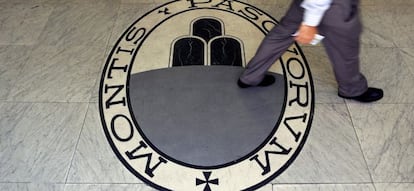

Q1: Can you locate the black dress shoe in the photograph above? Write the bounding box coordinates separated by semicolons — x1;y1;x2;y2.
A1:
238;75;275;88
338;87;383;102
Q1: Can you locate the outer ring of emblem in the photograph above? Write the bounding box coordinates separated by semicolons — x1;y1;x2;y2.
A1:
99;1;315;190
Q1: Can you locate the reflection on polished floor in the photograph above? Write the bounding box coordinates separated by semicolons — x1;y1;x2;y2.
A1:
0;0;413;191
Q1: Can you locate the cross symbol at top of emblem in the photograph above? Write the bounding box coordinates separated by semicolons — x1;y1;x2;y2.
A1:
196;171;219;191
158;7;171;15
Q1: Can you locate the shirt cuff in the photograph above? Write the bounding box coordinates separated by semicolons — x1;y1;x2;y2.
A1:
303;10;325;27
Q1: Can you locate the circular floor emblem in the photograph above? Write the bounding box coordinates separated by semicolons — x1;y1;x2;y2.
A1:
100;1;314;190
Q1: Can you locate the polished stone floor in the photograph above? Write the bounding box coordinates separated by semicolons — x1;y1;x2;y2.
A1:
0;0;413;191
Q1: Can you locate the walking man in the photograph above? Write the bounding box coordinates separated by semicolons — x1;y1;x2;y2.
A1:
238;0;383;102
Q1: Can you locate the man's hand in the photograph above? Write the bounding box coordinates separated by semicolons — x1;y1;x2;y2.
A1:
295;24;318;44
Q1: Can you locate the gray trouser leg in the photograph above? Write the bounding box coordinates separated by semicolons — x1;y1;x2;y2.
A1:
239;0;303;85
319;0;368;97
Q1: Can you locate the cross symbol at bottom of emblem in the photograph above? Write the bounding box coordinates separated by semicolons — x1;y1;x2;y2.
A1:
196;171;219;191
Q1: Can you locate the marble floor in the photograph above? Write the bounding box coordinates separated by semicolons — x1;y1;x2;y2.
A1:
0;0;413;191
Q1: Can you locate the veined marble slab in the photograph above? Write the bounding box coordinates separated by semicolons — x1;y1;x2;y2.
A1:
360;6;395;48
7;45;105;102
0;0;120;3
89;46;113;103
348;103;414;182
361;5;414;48
67;103;142;183
0;183;64;191
0;102;88;182
38;2;118;47
273;184;376;191
64;184;156;191
400;48;414;76
359;47;414;103
0;46;32;100
388;5;414;48
0;3;53;45
375;183;414;191
361;0;414;5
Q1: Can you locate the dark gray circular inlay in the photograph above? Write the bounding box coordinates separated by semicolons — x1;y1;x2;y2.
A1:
129;66;285;167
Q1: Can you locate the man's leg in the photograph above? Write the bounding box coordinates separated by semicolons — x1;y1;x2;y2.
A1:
239;0;303;86
319;0;383;102
318;0;368;97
